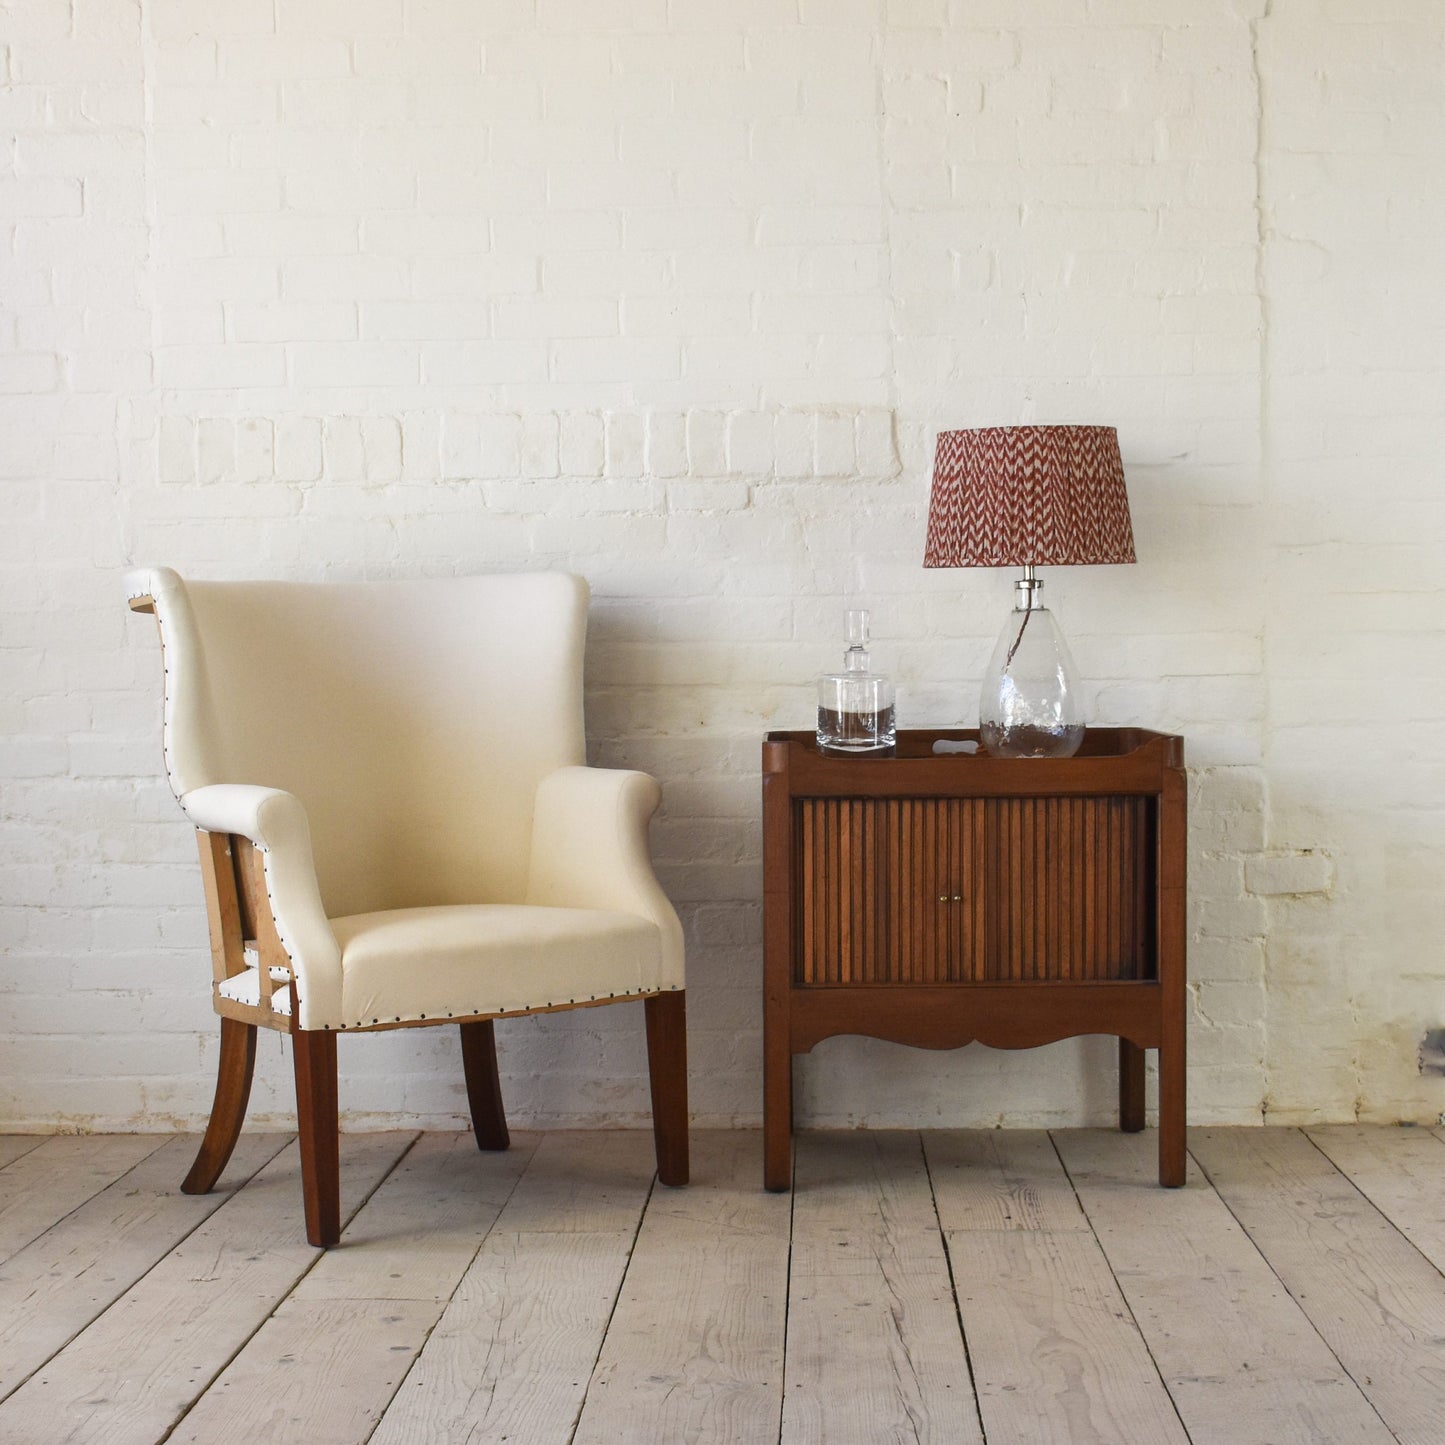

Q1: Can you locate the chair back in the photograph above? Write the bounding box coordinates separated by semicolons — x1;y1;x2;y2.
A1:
138;569;588;917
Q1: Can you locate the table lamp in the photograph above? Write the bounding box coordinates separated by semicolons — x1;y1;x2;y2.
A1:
924;424;1135;759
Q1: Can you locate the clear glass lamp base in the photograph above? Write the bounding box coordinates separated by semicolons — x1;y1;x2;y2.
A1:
979;601;1086;759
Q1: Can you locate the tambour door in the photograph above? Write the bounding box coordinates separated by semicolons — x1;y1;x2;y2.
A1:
795;797;986;985
794;794;1156;985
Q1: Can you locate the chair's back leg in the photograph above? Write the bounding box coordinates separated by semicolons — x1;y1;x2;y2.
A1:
644;991;689;1187
292;1029;340;1247
459;1020;510;1151
182;1016;258;1194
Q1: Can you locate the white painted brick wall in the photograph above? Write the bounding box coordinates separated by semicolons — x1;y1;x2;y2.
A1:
2;0;1442;1134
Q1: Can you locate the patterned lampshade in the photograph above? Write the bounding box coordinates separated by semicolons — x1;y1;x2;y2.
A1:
924;424;1136;568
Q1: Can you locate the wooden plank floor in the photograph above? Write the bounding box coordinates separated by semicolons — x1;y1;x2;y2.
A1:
0;1127;1439;1443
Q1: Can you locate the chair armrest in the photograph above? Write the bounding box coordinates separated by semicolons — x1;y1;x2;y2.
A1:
179;784;344;1030
526;766;684;987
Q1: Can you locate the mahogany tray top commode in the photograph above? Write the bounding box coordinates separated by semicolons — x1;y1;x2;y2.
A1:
762;727;1187;1191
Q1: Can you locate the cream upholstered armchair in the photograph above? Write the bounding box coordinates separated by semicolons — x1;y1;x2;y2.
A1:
126;567;687;1246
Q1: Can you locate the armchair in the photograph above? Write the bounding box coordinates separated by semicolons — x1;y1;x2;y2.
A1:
126;567;687;1246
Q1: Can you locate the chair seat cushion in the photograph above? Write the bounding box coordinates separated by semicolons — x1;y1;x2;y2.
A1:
329;904;665;1029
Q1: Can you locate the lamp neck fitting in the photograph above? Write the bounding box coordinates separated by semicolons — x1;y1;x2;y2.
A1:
1015;564;1044;611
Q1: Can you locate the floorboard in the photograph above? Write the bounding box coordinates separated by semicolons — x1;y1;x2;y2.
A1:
1305;1124;1445;1273
781;1131;983;1445
572;1132;791;1445
0;1126;1439;1445
925;1127;1092;1233
0;1135;166;1265
291;1130;540;1305
0;1133;415;1445
1055;1129;1392;1445
167;1298;439;1445
0;1133;287;1404
928;1130;1189;1445
370;1131;656;1445
0;1138;45;1172
173;1131;540;1443
1192;1126;1445;1445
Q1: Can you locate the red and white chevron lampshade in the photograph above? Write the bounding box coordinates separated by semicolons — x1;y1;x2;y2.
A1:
924;424;1135;569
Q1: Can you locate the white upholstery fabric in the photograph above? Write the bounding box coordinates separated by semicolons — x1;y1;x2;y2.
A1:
219;962;294;1016
128;567;587;915
181;782;342;1023
332;905;664;1028
126;567;683;1031
527;766;685;981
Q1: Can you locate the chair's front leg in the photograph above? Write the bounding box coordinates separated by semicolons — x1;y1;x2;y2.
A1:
459;1019;510;1151
644;991;689;1187
292;1029;340;1247
183;1016;258;1194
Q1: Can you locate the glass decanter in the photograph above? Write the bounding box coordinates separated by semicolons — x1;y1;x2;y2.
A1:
817;609;896;757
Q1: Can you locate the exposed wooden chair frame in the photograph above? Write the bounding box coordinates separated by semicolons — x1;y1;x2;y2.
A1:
131;593;688;1248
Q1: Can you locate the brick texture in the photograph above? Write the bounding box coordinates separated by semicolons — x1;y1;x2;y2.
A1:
2;0;1442;1133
